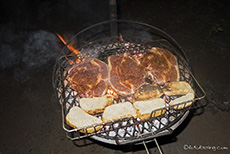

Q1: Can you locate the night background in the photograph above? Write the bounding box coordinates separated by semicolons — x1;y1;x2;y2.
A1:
0;0;229;153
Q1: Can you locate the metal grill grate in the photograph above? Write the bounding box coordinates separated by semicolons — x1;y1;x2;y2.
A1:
53;20;205;145
54;38;205;145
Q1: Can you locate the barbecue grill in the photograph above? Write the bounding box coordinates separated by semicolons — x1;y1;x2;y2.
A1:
53;20;205;152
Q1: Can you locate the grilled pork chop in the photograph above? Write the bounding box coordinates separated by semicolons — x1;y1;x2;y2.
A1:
108;53;146;96
139;48;179;85
68;58;108;97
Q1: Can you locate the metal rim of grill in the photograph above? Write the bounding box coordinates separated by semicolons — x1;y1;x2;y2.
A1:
53;20;206;145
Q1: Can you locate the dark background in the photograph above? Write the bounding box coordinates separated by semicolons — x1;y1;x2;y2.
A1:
0;0;230;153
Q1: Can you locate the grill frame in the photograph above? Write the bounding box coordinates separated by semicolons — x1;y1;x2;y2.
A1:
53;20;205;145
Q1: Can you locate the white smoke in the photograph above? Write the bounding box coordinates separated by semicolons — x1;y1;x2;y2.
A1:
0;28;60;69
0;26;62;83
0;44;21;69
22;30;60;68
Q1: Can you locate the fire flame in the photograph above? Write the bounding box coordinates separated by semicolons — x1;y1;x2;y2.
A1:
106;87;118;98
56;33;84;64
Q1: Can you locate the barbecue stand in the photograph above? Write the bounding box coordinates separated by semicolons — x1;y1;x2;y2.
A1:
53;20;205;153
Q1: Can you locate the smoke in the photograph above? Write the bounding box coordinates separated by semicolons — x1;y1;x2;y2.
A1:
0;25;25;69
0;28;60;69
22;30;59;68
0;44;21;69
0;25;62;83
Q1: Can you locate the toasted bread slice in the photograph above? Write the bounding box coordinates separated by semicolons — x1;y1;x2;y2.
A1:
79;95;114;114
163;81;194;96
66;106;103;133
169;93;195;110
133;84;163;101
102;102;137;122
133;98;166;120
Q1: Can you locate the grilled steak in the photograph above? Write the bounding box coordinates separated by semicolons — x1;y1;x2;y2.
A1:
68;58;108;97
108;53;146;96
139;48;179;85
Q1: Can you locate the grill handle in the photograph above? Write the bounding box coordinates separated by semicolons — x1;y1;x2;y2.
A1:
109;0;118;38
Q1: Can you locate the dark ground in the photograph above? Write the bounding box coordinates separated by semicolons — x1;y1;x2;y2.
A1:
0;0;230;154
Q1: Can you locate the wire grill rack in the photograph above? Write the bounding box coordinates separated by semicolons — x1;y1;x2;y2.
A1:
53;20;205;145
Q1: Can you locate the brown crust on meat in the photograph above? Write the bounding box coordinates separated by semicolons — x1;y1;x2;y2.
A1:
139;48;179;85
108;53;147;96
68;58;109;97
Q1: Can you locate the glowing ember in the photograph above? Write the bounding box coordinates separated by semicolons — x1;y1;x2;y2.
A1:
134;53;143;58
106;87;118;98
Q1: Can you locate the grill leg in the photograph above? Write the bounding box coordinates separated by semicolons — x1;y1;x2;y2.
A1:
154;138;163;154
143;141;150;154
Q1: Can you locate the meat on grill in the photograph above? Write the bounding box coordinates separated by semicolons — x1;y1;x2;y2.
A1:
68;48;179;97
139;48;179;85
108;53;146;96
68;58;108;97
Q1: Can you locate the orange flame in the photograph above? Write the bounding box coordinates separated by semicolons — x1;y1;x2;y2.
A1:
56;33;81;55
56;33;84;65
106;87;118;98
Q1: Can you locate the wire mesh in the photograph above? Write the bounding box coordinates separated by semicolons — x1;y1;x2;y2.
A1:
53;20;205;145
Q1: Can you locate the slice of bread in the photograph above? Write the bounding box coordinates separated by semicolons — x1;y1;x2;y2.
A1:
133;84;163;101
66;106;103;133
133;98;166;120
79;95;114;114
102;102;137;122
169;93;195;109
163;81;194;96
